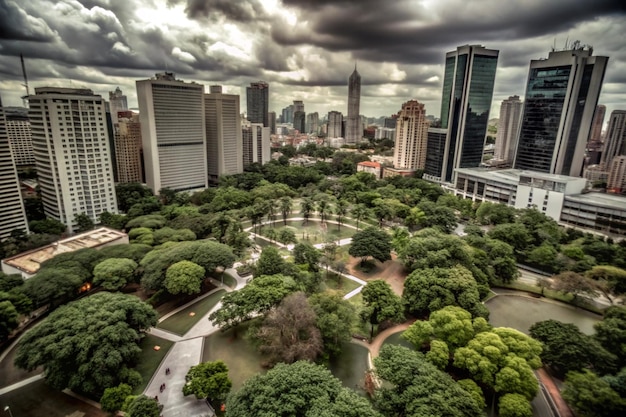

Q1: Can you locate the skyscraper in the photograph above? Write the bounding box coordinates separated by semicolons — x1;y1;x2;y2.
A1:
205;85;243;184
281;105;294;124
293;100;305;133
346;65;361;144
0;98;29;239
327;111;343;138
494;95;523;163
28;88;118;233
246;81;269;127
514;46;608;176
268;111;277;134
393;100;430;170
424;127;448;181
109;87;128;125
306;112;319;134
114;111;143;183
4;106;34;166
137;72;207;192
440;45;499;183
607;155;626;193
589;105;606;143
601;110;626;169
242;122;270;168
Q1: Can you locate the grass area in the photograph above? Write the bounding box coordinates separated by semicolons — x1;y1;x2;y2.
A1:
322;272;362;295
202;322;266;391
133;334;175;394
157;289;226;335
258;220;356;244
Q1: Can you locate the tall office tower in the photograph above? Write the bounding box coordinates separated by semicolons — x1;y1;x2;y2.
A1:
137;72;207;192
293;111;306;133
108;87;128;125
607;156;626;193
327;111;343;138
589;105;606;143
600;110;626;169
346;66;361;144
392;100;430;170
282;105;294;124
268;111;277;134
440;45;499;183
28;88;118;233
242;122;270;168
306;112;319;134
4;107;34;166
424;127;448;181
514;46;608;176
246;81;269;127
0;98;29;239
494;95;523;163
114;111;143;183
205;85;243;184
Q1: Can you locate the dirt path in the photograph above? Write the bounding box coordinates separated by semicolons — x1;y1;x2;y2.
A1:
355;321;414;360
346;254;407;296
536;368;574;417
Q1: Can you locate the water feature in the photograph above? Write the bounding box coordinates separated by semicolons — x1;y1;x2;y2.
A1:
328;342;370;395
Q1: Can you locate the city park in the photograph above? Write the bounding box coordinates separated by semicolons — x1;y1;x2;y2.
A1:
1;156;625;417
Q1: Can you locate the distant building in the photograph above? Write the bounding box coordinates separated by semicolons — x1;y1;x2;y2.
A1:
246;81;269;127
607;155;626;194
137;72;207;192
494;95;523;163
589;104;606;143
281;105;294;124
357;161;382;179
28;87;118;233
108;87;128;125
561;192;626;236
384;116;397;129
374;127;395;139
423;127;447;182
2;227;128;278
114;111;143;183
346;66;361;144
583;165;608;183
383;167;416;178
393;100;429;170
327;111;343;138
306;112;319;134
293;110;305;133
4;106;34;166
514;46;608;176
439;45;499;184
601;110;626;169
205;85;243;184
242;122;270;168
0;98;29;240
268;111;276;134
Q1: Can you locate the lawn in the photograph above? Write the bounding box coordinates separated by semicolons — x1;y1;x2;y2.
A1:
202;323;266;391
133;334;175;394
322;272;362;295
157;289;226;335
259;220;356;244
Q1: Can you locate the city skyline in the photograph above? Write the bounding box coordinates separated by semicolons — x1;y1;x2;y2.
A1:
0;1;625;122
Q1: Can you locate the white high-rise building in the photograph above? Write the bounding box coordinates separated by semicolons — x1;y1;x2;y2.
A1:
327;111;343;138
393;100;429;170
4;107;34;166
242;122;270;168
109;87;128;125
28;88;118;233
346;66;361;144
205;85;243;184
137;72;207;192
607;155;626;194
494;95;523;163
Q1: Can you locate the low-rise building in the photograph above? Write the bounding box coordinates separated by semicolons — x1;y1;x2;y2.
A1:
357;161;382;179
383;167;416;178
561;193;626;236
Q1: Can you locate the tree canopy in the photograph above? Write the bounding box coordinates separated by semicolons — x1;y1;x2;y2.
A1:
182;360;232;402
165;260;206;295
348;227;392;265
15;292;157;397
93;258;138;291
361;280;404;338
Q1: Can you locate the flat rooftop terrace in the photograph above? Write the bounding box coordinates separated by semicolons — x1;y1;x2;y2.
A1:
2;227;127;276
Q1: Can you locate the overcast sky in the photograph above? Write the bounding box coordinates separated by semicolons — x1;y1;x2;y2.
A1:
1;0;625;123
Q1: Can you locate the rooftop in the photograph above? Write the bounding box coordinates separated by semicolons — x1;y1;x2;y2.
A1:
565;192;626;211
3;227;127;275
455;168;587;185
358;161;381;168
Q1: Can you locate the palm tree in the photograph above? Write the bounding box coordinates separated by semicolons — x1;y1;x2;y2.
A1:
267;203;277;227
335;199;349;231
301;198;314;225
266;227;277;243
351;204;371;230
317;200;329;223
280;197;292;226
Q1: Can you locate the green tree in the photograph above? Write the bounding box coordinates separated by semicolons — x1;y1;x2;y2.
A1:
594;306;626;366
301;198;314;225
348;227;392;266
309;291;356;357
373;345;482;417
279;196;292;226
277;227;297;245
562;370;626;417
255;246;286;276
552;271;599;303
586;265;626;302
361;280;404;338
209;274;298;329
226;361;381;417
127;395;160;417
126;214;167;230
350;204;371;230
74;213;95;233
15;292;157;397
527;243;560;272
404;206;426;230
183;360;232;402
417;200;457;233
165;260;205;295
293;242;321;272
257;292;323;366
93;258;137;291
115;183;154;212
487;223;532;256
398;228;473;272
475;202;516;225
0;300;19;342
99;211;127;230
22;268;84;307
100;383;132;414
335;199;349;230
498;393;533;417
29;218;67;235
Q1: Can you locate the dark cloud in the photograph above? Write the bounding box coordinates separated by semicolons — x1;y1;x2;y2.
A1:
185;0;267;22
0;0;56;41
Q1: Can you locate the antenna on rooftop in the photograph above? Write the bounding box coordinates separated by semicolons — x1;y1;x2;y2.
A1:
20;53;30;106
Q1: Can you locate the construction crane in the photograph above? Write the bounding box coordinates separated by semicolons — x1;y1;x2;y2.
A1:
20;53;30;107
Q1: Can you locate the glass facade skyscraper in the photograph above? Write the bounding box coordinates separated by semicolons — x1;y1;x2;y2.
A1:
438;45;498;183
246;81;269;127
514;47;608;176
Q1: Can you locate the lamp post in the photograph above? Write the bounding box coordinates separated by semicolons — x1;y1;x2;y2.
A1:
4;406;13;417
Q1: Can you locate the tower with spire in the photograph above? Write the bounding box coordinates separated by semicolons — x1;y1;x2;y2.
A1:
346;64;361;144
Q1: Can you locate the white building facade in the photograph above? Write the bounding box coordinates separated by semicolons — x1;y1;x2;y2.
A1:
494;95;523;163
393;100;429;170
